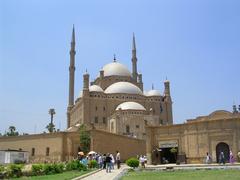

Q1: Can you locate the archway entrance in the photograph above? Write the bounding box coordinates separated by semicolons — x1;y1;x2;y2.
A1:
216;142;230;163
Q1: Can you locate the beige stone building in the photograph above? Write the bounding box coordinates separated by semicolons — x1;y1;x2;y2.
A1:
67;28;173;139
146;110;240;164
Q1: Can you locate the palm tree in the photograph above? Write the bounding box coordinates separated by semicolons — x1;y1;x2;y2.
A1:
6;126;19;136
46;108;56;133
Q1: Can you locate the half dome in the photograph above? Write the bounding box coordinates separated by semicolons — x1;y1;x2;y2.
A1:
102;62;131;77
105;82;143;95
116;102;146;111
89;85;104;92
146;89;161;96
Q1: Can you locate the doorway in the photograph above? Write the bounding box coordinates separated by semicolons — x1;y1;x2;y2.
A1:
216;142;230;163
160;147;178;164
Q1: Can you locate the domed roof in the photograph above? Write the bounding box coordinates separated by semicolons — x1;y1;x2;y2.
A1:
146;89;161;96
89;85;104;92
116;102;146;111
105;82;143;95
102;62;132;77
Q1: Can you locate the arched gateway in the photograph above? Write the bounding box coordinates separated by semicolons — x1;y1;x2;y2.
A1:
216;142;230;163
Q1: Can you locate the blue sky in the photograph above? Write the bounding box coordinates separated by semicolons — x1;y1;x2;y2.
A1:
0;0;240;134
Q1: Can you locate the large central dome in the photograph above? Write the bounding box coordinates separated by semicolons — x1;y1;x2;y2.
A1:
105;82;143;95
102;62;132;77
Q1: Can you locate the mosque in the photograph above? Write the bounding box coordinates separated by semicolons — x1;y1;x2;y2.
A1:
66;27;173;139
0;27;239;164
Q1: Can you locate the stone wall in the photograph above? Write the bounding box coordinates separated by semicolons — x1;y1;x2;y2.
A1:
0;133;64;163
146;112;240;164
90;129;146;161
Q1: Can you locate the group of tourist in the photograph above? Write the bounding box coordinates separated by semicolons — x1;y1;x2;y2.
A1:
205;150;236;164
78;150;121;173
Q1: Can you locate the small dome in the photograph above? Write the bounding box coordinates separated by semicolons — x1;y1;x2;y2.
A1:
146;89;161;96
105;82;143;95
102;62;131;77
89;85;104;92
116;102;146;111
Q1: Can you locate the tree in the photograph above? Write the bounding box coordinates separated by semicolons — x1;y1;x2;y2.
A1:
46;108;56;133
6;126;19;136
79;124;90;154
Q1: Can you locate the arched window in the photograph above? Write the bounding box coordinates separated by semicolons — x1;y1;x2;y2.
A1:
103;117;106;124
126;125;130;133
46;147;50;156
31;148;35;156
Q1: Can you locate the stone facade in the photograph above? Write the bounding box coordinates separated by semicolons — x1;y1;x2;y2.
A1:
0;129;146;163
146;110;240;164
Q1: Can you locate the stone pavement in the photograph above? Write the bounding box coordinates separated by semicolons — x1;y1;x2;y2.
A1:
76;164;129;180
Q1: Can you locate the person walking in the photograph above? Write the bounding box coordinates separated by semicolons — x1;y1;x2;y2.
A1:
110;154;115;170
205;152;211;164
219;151;225;164
229;150;234;164
97;154;103;168
116;150;121;169
102;154;106;169
139;155;145;168
105;153;112;173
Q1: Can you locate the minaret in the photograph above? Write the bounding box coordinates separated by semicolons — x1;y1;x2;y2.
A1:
132;33;138;81
67;25;76;128
164;80;173;124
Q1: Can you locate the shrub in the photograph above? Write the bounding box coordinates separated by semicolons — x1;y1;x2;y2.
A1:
0;165;4;173
7;164;24;178
126;158;139;168
52;163;64;173
66;160;79;171
0;165;5;179
43;164;55;175
78;162;87;171
88;160;98;169
32;164;44;176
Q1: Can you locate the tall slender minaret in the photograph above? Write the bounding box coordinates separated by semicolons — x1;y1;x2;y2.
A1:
132;33;138;81
67;25;76;128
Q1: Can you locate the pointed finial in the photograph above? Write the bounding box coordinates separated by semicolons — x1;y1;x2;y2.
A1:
71;24;75;43
132;32;136;50
152;83;154;90
113;54;116;62
85;69;88;73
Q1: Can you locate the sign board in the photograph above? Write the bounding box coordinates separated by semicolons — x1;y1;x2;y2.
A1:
159;140;178;148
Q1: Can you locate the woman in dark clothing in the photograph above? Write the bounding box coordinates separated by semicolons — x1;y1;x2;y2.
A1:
105;153;112;173
102;154;106;169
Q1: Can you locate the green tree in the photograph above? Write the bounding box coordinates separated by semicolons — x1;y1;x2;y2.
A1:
79;124;90;154
6;126;19;136
46;108;56;133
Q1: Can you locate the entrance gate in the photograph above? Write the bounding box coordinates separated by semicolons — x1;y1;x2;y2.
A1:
216;142;230;163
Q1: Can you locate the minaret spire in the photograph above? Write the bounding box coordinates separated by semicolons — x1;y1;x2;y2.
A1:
132;33;138;81
71;24;75;43
132;33;136;50
67;25;76;128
